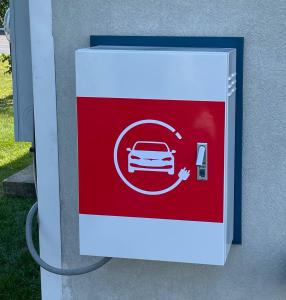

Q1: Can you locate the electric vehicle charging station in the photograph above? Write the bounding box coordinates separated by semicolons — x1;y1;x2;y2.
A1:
76;46;236;265
7;0;286;300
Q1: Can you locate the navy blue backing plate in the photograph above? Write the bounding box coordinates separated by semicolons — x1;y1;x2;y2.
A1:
90;35;243;244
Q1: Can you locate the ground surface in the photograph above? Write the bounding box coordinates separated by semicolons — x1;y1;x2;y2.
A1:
0;55;31;182
0;57;40;299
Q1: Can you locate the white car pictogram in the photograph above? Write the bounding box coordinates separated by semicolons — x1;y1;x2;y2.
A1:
127;141;176;175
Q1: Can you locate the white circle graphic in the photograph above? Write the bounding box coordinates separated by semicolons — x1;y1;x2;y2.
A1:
113;119;190;196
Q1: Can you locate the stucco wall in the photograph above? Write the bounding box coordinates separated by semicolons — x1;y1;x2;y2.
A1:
52;1;286;299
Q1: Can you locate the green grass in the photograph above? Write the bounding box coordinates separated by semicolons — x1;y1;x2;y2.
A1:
0;197;40;299
0;55;32;182
0;56;40;299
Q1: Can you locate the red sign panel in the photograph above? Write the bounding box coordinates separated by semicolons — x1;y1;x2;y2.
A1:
77;97;225;223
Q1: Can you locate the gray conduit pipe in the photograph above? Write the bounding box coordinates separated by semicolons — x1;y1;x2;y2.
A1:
26;202;112;275
25;148;112;275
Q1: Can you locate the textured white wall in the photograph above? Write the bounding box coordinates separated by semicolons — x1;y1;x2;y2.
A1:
52;1;286;299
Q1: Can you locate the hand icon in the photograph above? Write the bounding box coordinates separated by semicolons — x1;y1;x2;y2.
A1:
178;167;190;181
